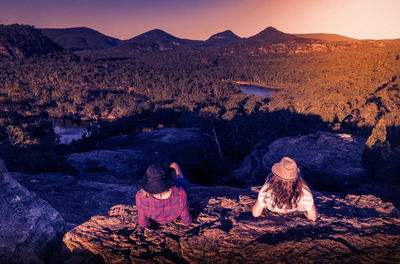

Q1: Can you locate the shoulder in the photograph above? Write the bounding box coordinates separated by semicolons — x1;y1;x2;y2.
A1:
136;189;146;200
297;184;314;211
257;182;270;207
258;182;270;197
174;185;187;195
173;186;188;199
301;185;313;199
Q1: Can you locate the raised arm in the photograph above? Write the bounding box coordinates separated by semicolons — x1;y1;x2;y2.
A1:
170;162;183;178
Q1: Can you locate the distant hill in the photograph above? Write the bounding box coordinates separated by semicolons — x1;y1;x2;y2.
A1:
0;24;63;59
205;30;241;46
81;29;204;57
41;27;121;52
247;27;300;43
120;29;202;51
293;33;358;42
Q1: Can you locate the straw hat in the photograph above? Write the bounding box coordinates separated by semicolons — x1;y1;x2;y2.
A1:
271;157;300;181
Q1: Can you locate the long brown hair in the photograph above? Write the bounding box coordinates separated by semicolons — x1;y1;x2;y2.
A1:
263;173;307;209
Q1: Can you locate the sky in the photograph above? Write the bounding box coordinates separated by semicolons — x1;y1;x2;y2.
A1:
0;0;399;40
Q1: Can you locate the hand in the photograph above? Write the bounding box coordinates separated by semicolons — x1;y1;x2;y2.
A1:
170;162;184;178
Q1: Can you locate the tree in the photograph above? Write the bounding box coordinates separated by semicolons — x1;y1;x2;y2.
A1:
361;119;390;184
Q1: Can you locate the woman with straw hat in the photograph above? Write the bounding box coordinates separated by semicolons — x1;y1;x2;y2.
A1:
136;162;192;228
252;157;318;221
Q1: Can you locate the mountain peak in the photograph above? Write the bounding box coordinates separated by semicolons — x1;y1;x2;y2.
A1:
248;26;298;43
264;26;279;31
128;28;179;43
208;30;239;40
206;30;241;46
143;29;169;35
134;29;172;37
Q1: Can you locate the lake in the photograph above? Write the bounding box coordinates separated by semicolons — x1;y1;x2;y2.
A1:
240;85;276;98
52;120;88;144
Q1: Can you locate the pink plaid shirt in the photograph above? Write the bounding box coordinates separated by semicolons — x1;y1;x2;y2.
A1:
136;186;192;228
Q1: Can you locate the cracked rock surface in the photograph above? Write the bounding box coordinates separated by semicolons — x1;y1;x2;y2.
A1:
63;185;400;263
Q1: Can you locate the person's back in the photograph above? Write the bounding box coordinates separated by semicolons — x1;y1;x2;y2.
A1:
252;157;318;221
136;162;192;228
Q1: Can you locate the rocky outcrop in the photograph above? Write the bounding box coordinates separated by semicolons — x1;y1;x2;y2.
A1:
67;149;159;175
0;44;25;59
10;172;140;230
63;185;400;263
67;128;221;184
0;160;65;264
10;128;222;234
229;131;366;190
0;24;63;59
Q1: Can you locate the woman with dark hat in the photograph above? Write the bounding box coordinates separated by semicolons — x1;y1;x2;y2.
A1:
136;162;192;228
252;157;318;221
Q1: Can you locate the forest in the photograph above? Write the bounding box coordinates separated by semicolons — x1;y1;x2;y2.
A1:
0;25;399;185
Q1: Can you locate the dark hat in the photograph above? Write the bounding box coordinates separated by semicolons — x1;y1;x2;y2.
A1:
141;163;176;194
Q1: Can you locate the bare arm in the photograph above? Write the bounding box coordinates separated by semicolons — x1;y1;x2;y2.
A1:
303;203;318;221
170;162;183;178
252;200;264;217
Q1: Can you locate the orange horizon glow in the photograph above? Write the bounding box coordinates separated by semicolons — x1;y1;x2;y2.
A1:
0;0;399;40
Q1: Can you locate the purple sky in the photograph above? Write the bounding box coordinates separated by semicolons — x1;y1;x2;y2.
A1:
1;0;400;40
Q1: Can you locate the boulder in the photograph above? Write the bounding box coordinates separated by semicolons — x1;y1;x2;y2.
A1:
0;160;65;264
67;149;159;176
63;185;400;263
67;128;220;184
230;131;367;190
10;172;141;230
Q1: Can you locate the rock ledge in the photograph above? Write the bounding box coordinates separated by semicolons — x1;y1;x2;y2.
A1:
63;185;400;263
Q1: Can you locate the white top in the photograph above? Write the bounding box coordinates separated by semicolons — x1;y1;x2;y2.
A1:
257;182;314;214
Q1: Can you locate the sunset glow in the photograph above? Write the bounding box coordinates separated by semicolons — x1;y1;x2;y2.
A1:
1;0;399;40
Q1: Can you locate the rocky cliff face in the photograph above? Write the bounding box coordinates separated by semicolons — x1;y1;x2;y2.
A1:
63;185;400;263
0;160;65;264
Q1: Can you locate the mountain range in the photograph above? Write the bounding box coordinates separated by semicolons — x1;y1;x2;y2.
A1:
0;24;367;59
39;26;360;54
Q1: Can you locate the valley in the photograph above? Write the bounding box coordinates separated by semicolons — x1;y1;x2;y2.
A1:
1;23;400;263
1;24;399;181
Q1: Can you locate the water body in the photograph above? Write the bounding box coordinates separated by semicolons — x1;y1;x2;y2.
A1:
52;119;88;144
240;85;276;98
